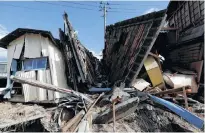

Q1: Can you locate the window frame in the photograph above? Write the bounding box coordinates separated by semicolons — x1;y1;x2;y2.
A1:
22;56;49;71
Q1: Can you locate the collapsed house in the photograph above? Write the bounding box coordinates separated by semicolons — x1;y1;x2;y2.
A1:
102;9;167;87
0;1;204;132
58;13;100;91
0;13;100;102
151;1;204;96
103;1;204;97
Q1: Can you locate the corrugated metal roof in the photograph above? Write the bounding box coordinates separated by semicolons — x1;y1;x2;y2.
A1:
103;9;167;86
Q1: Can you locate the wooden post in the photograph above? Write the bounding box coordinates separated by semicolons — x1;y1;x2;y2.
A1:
183;87;189;110
10;75;93;103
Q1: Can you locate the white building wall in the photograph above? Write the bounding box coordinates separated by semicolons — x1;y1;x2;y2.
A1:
6;33;69;102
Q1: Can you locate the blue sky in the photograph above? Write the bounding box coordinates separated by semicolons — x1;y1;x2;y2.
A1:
0;1;169;61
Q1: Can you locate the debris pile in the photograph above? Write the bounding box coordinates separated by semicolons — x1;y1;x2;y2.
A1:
0;102;46;132
0;1;204;132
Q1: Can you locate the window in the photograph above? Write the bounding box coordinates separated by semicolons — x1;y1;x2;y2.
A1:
23;57;48;71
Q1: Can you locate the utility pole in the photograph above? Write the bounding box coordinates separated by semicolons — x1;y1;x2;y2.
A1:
100;1;109;45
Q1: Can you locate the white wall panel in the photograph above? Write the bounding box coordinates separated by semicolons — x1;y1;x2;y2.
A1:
16;71;38;102
13;35;24;59
47;40;69;99
45;70;54;100
37;70;47;101
24;34;41;58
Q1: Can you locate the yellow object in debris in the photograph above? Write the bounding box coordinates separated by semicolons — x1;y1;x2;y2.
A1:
144;56;163;87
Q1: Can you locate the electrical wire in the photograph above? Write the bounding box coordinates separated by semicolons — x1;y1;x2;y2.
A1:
60;1;98;8
35;1;98;11
108;10;139;14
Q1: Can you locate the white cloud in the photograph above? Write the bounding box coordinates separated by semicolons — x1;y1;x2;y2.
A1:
143;8;160;14
89;50;102;60
0;24;9;39
0;24;8;61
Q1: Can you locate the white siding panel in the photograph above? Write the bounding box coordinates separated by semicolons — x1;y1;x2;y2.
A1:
24;34;41;58
41;37;50;56
45;70;54;100
40;36;69;99
37;70;47;101
47;40;69;99
40;37;54;100
16;71;38;102
7;43;16;73
13;35;24;59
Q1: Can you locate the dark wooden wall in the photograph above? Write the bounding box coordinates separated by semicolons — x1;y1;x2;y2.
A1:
168;1;204;33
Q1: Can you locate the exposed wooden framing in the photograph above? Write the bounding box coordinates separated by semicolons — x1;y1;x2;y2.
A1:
197;1;201;18
124;22;153;83
63;13;86;83
173;12;178;41
129;14;167;86
188;1;193;25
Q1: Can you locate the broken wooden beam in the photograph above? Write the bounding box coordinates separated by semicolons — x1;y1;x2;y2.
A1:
93;97;140;124
152;86;190;95
62;110;85;132
73;93;105;132
10;75;93;103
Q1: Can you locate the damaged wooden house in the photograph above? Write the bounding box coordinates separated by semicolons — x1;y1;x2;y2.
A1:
150;1;204;97
102;1;204;102
102;9;167;87
0;12;100;102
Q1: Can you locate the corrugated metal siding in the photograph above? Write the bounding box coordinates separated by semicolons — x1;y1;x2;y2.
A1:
16;71;39;102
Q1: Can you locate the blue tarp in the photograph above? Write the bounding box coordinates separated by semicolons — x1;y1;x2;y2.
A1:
149;94;204;129
89;87;111;92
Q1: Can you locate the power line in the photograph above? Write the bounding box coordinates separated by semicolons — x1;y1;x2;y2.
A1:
60;1;98;8
110;7;142;11
108;10;139;13
35;1;98;11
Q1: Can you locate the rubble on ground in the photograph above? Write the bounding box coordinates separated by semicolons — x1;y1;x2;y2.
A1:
0;1;204;132
0;102;46;132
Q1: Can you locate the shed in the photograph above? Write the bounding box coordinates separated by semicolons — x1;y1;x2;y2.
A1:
0;28;70;102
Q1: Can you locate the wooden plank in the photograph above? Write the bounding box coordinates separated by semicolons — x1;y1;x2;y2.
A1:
153;86;190;95
10;75;93;103
62;110;85;132
73;93;104;132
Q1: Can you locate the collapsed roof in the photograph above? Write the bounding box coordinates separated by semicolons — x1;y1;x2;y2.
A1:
103;9;167;86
